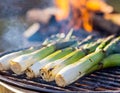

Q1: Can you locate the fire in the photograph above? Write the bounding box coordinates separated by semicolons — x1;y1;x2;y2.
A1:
55;0;113;32
55;0;70;21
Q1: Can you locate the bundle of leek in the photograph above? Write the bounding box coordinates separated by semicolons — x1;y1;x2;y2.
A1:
0;31;71;71
26;35;95;78
0;47;41;71
10;40;76;75
9;29;76;75
55;35;118;87
40;39;102;81
26;48;76;78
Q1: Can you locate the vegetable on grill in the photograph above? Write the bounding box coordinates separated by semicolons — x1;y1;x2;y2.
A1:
0;47;40;71
0;31;72;71
25;35;95;78
40;39;102;81
55;35;118;87
1;31;120;88
85;37;120;74
10;40;76;75
26;48;76;78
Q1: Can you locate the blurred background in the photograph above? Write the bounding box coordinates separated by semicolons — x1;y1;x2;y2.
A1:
0;0;54;52
0;0;120;52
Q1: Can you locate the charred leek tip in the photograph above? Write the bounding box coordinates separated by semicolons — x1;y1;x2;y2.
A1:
26;68;35;78
40;68;49;81
55;72;85;87
40;61;61;81
0;63;4;71
55;74;66;87
10;61;22;74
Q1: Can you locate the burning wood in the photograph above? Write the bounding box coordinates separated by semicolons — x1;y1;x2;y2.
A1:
26;0;116;33
54;0;113;32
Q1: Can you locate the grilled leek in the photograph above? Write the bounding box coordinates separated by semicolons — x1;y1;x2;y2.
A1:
10;40;76;74
25;35;95;78
40;39;102;81
55;35;116;87
26;48;75;78
0;47;39;71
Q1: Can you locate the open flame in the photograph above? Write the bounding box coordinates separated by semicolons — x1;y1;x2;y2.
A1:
55;0;70;21
55;0;113;32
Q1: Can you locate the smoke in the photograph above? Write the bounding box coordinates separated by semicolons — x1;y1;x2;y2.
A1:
0;0;55;51
1;17;28;51
0;1;23;17
0;0;54;17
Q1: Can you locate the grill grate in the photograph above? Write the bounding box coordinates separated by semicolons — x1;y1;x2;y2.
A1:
0;49;120;92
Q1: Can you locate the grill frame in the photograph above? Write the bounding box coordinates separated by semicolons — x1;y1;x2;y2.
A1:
0;48;120;92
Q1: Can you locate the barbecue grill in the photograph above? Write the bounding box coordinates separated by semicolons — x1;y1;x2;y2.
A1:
0;1;120;92
0;48;120;92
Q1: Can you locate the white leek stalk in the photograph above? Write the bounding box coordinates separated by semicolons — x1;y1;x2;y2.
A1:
10;40;76;75
55;50;105;87
40;51;77;81
55;36;120;87
40;39;102;81
10;45;55;74
0;47;36;71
